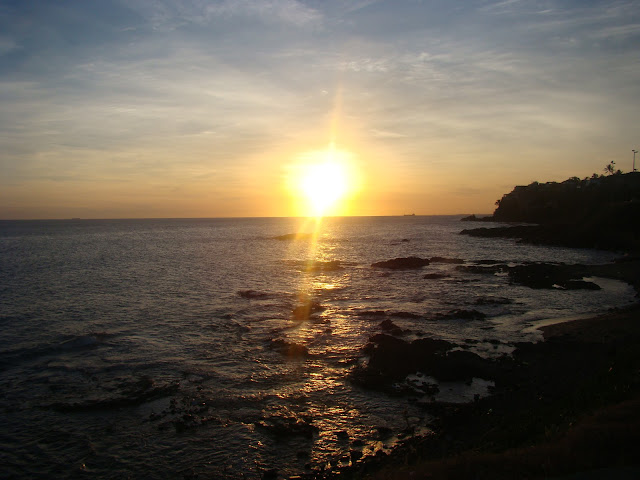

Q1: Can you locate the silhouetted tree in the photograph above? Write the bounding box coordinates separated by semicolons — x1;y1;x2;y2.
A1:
603;161;619;175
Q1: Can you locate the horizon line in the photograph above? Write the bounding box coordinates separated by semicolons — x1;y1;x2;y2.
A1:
0;213;491;222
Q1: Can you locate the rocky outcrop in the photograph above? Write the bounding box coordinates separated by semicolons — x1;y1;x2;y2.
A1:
351;334;500;392
273;233;314;241
268;339;309;357
456;262;601;290
372;257;430;269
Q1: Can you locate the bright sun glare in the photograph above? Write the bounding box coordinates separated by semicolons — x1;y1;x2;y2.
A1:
293;147;354;217
301;161;348;216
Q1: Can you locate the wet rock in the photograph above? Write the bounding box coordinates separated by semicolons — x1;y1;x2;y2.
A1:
262;468;279;479
508;263;601;290
456;264;508;274
391;311;423;319
433;309;487;321
237;290;270;299
350;449;363;461
371;257;430;270
429;350;493;381
561;280;601;290
268;339;309;358
352;332;502;391
411;337;455;356
430;256;465;264
292;301;325;320
460;214;494;222
256;415;318;438
273;233;313;241
46;377;179;412
378;319;404;336
423;273;449;280
356;310;388;318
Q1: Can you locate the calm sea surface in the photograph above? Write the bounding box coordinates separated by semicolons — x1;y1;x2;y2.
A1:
0;216;634;478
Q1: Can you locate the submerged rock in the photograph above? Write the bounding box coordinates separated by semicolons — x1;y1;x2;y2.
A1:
423;273;449;280
292;301;325;320
433;309;487;321
237;290;270;299
256;414;318;438
273;233;314;241
268;339;309;358
372;257;430;269
46;377;179;412
429;256;465;264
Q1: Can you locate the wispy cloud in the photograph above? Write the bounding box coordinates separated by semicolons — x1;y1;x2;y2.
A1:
125;0;322;30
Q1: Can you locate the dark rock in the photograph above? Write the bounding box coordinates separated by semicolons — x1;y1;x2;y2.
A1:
46;377;179;412
378;319;404;336
292;301;325;320
256;415;318;438
350;449;363;461
456;264;508;274
356;310;388;318
411;337;455;356
434;309;487;321
391;311;423;319
371;257;430;270
376;426;393;439
268;339;309;358
461;214;494;222
423;273;449;280
560;280;601;290
508;263;601;290
237;290;270;299
430;350;493;381
273;233;313;241
430;257;465;264
262;468;279;479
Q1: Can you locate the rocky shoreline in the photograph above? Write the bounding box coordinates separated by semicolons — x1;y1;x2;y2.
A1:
285;257;640;480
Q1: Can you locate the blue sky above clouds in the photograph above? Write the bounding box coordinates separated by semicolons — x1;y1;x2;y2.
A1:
1;0;639;218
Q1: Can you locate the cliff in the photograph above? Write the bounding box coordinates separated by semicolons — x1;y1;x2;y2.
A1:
463;172;640;252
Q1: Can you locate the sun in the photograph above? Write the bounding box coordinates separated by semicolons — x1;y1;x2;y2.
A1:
290;147;357;217
300;161;348;216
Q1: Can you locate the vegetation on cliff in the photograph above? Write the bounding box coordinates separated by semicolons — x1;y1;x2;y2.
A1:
464;172;640;252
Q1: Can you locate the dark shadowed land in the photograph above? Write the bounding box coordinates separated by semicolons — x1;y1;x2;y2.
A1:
302;174;640;480
461;172;640;252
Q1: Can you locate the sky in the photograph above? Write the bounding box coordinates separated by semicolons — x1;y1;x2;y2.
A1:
1;0;639;219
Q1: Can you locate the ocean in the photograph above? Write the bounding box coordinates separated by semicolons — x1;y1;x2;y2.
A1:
0;216;634;479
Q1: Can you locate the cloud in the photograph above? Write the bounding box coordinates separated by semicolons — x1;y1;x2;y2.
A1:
125;0;322;30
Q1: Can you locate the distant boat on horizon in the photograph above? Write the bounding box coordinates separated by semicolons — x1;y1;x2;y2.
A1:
403;213;416;216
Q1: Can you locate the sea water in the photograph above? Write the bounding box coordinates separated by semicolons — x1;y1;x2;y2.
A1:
0;216;634;478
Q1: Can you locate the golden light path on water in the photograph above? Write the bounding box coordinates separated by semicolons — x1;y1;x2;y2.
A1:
278;215;405;465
